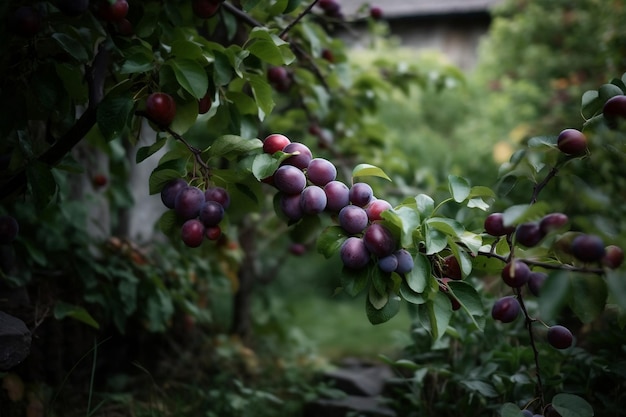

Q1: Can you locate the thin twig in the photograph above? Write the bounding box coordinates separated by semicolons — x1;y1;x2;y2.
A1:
279;0;319;39
530;165;559;204
476;250;604;274
222;2;263;28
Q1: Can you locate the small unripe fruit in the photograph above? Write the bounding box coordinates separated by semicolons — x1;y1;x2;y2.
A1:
289;243;307;256
491;296;521;323
146;93;176;127
267;67;292;92
571;234;605;262
442;255;462;280
198;92;212;114
205;225;222;241
547;325;573;349
557;128;587;156
370;6;383;19
378;254;398;273
92;174;108;188
501;260;531;288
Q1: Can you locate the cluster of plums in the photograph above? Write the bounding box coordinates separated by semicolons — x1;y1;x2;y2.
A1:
160;179;230;247
484;210;624;350
261;133;414;275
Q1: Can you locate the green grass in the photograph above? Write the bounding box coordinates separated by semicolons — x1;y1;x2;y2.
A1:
282;292;413;361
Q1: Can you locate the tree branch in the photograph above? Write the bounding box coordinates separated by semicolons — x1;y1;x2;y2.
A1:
222;2;263;28
279;0;319;39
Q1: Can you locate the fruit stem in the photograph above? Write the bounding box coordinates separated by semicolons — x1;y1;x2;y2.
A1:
221;2;263;28
530;165;559;205
163;126;212;178
475;250;604;274
515;287;545;409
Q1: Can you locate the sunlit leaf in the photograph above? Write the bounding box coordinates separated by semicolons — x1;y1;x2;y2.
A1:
352;163;392;181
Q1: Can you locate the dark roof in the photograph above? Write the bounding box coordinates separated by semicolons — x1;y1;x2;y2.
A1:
340;0;505;19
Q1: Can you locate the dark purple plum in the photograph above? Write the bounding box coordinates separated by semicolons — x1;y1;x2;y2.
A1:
0;216;19;244
515;222;545;247
181;219;205;248
307;158;337;186
11;6;42;37
501;260;531;288
603;95;626;129
484;212;515;236
571;234;605;262
527;271;547;297
174;186;205;220
274;165;307;195
324;181;350;212
281;142;312;169
338;205;369;235
394;249;414;274
547;325;573;349
491;296;521;323
363;223;395;258
300;186;327;215
56;0;89;16
161;178;188;209
557;128;587;156
365;199;392;222
199;201;225;227
204;186;230;209
349;182;373;207
378;254;398;273
340;237;370;269
539;212;568;234
279;193;303;222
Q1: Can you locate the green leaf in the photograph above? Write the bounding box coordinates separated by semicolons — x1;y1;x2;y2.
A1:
149;168;185;195
606;269;626;311
368;285;388;310
425;224;448;255
539;271;571;321
97;96;134;140
528;136;558;148
352;163;392;181
448;240;472;277
170;99;200;135
157;209;180;236
416;194;435;217
405;253;430;293
391;206;421;248
316;226;348;259
119;52;154;74
500;403;525;417
447;280;485;331
460;380;498;398
366;290;401;324
458;231;482;255
468;186;496;199
598;83;624;102
581;90;601;120
52;33;88;62
448;174;470;202
136;136;168;163
248;73;274;120
400;280;426;304
168;59;209;99
209;135;262;160
568;274;607;323
54;302;100;329
418;292;452;340
26;161;58;208
427;217;464;238
251;153;280;180
341;266;369;297
552;393;594;417
501;202;549;227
